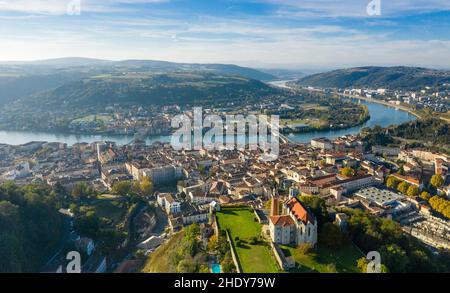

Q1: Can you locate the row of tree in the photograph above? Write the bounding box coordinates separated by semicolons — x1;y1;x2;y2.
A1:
111;177;153;197
386;176;420;197
429;196;450;219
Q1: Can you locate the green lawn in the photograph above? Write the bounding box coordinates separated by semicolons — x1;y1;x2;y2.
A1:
282;118;328;128
216;207;280;273
91;200;127;225
280;243;363;273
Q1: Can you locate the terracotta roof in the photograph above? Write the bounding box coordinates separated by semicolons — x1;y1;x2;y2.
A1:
391;173;420;185
210;181;226;193
308;174;337;186
285;197;315;225
219;196;231;204
269;215;295;226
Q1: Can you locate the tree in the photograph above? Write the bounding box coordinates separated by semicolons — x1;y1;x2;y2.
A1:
71;182;89;200
381;244;410;273
357;257;389;273
363;126;394;146
296;243;313;255
198;264;210;273
298;195;328;230
386;177;400;189
406;185;419;198
409;249;435;272
344;207;449;272
112;181;132;196
221;251;236;273
341;167;355;177
357;257;368;273
319;222;344;249
97;229;125;254
177;259;196;273
139;177;153;196
0;183;63;272
429;196;450;219
326;263;337;273
207;235;218;252
397;181;410;194
0;234;23;273
216;235;229;258
431;175;444;189
420;191;431;201
185;223;200;240
52;182;68;204
74;210;100;238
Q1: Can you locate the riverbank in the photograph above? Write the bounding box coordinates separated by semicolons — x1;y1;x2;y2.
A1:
0;90;416;146
277;79;422;121
337;92;422;119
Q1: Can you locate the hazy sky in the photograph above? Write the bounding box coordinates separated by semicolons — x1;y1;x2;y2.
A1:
1;0;450;69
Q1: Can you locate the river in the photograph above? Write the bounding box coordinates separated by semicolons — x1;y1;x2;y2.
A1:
0;100;415;146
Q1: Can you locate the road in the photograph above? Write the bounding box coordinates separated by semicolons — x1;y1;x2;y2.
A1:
151;204;169;235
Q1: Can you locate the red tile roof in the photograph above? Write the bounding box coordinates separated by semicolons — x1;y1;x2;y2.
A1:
391;173;420;185
269;215;295;226
286;197;315;225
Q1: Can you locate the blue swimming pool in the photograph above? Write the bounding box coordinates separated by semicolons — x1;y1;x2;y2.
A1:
211;264;221;273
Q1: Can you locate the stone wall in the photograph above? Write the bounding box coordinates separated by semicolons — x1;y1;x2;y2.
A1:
225;229;242;273
270;242;295;271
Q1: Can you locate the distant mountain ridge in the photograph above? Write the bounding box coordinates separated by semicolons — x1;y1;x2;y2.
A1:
0;57;276;80
295;66;450;89
0;58;276;106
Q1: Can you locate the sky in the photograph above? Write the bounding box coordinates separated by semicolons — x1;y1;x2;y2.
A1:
0;0;450;70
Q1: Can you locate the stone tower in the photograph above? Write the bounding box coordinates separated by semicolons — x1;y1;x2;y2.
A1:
270;197;279;216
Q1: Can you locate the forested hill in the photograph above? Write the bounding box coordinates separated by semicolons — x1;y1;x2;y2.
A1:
0;183;63;272
0;58;276;107
295;66;450;89
9;72;279;111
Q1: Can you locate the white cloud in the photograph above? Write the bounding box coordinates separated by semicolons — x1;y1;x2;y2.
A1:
257;0;450;18
1;14;449;69
0;0;169;15
0;1;449;69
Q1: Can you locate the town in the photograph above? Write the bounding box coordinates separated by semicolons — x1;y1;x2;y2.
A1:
1;126;448;273
341;85;450;114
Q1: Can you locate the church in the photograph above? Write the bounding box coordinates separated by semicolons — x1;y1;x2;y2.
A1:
268;196;318;246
